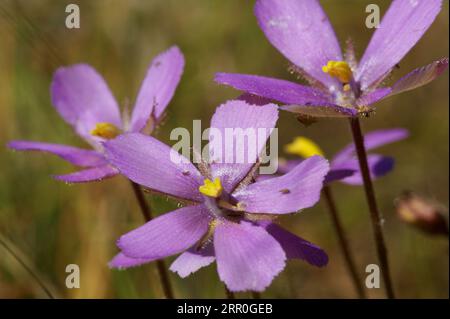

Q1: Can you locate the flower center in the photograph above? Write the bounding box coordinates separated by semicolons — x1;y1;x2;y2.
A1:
199;177;223;198
322;60;353;88
284;137;324;158
90;122;121;139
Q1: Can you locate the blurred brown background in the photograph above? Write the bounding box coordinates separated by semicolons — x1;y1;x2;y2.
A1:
0;0;448;298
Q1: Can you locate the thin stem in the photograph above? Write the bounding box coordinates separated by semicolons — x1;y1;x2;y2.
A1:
130;181;151;221
129;181;174;299
251;291;261;299
225;286;235;299
348;118;395;299
0;235;54;299
322;185;366;298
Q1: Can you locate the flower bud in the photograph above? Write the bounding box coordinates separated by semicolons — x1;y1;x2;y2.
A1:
395;191;448;236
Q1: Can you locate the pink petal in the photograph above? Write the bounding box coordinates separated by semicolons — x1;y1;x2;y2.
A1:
169;243;215;278
264;159;354;184
356;88;392;107
237;93;273;106
264;223;328;267
104;133;204;202
214;220;286;292
215;73;334;106
356;0;443;90
7;140;106;167
109;252;156;269
390;58;449;96
51;64;122;140
254;0;342;88
234;156;329;214
117;205;210;259
332;128;409;165
333;154;395;186
209;100;278;192
280;104;357;118
130;46;184;132
54;165;118;183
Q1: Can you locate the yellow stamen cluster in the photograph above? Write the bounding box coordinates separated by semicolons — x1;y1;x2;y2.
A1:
284;136;324;158
90;122;121;139
199;177;223;198
322;60;352;84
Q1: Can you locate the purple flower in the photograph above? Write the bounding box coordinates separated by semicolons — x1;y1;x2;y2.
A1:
280;129;409;185
105;100;330;292
215;0;448;118
8;46;184;183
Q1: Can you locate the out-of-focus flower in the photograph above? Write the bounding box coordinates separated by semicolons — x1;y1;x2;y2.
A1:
105;100;329;292
268;128;408;185
395;191;448;236
8;46;184;183
215;0;448;118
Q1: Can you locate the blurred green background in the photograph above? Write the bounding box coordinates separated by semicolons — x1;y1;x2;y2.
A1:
0;0;448;298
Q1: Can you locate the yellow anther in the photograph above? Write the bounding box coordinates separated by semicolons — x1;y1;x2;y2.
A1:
90;122;121;139
284;137;324;158
322;60;352;84
199;177;223;198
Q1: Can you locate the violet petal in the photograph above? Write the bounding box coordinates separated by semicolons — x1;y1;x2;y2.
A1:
169;243;215;278
234;156;329;214
117;205;210;259
254;0;342;87
51;64;122;140
390;58;449;96
215;73;334;106
264;223;328;267
104;133;204;202
7;140;107;167
209;100;278;192
356;0;443;90
130;46;184;132
214;220;286;292
53;165;118;183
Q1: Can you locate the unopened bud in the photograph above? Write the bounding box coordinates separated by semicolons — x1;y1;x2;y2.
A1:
395;191;448;236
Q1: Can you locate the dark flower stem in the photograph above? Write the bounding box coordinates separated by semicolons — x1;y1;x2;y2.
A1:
348;118;395;299
322;185;366;298
0;235;54;299
225;286;235;299
251;291;261;299
129;181;174;299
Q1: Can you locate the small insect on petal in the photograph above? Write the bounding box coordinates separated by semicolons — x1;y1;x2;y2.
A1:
182;170;190;176
199;177;223;198
90;122;121;139
284;136;324;158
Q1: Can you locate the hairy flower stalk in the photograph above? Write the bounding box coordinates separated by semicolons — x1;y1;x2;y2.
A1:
130;181;174;299
349;118;395;299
